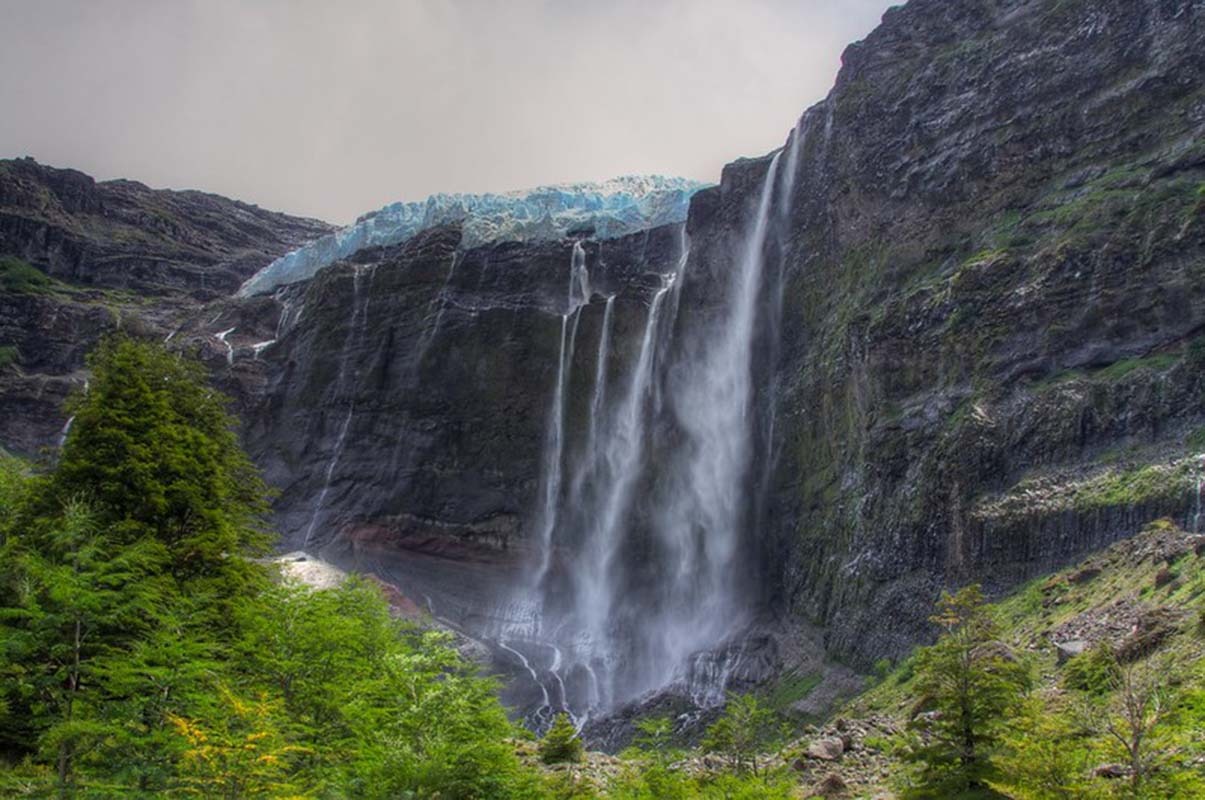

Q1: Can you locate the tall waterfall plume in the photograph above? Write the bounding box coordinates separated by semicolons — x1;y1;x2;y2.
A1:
503;143;799;727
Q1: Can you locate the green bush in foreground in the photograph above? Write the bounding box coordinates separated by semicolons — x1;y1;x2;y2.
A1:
0;337;546;799
1062;642;1121;696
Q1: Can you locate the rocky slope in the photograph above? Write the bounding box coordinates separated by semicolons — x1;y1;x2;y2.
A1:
0;157;332;298
0;157;332;454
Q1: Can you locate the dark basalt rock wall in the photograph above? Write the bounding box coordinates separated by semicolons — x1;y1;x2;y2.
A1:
759;0;1205;661
214;223;687;560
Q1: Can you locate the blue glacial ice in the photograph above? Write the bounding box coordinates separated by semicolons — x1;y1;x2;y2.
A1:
238;175;708;297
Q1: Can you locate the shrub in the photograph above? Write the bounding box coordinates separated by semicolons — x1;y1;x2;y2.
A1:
1062;642;1120;696
540;713;584;764
0;256;52;294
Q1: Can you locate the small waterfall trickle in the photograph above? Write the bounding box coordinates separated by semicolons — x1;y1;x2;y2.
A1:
216;327;236;365
57;415;75;449
414;250;463;369
1193;455;1205;534
275;295;306;340
302;264;374;550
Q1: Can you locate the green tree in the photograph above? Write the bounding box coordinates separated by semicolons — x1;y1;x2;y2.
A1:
540;712;584;765
904;585;1031;798
993;696;1094;800
1093;658;1176;797
700;694;777;776
629;716;683;767
0;499;166;797
50;335;272;608
1;338;276;795
239;579;544;799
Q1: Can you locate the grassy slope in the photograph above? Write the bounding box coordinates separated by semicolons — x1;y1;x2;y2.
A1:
832;518;1205;798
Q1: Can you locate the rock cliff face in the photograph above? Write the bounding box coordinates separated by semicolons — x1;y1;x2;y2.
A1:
762;0;1205;661
0;157;332;454
233;223;685;556
2;0;1203;727
0;158;333;298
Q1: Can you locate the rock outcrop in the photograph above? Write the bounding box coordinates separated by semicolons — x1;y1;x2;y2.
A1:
0;157;332;455
761;0;1205;662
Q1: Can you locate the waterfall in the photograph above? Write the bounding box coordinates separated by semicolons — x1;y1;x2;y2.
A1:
533;242;591;585
1194;455;1204;533
508;148;794;725
302;264;374;550
216;327;236;364
575;277;674;661
656;150;783;667
656;226;690;416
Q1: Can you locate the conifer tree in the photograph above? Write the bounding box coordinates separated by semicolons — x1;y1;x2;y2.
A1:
51;335;272;606
540;713;584;765
904;585;1031;798
701;694;776;776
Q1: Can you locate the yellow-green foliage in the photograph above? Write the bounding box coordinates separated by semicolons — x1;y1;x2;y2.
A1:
1072;461;1193;512
1062;642;1121;695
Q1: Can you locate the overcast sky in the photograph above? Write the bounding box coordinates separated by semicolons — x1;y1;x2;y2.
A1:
1;0;894;224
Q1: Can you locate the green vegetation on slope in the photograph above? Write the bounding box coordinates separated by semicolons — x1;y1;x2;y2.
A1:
0;256;53;294
2;335;1199;799
0;337;547;799
849;519;1205;798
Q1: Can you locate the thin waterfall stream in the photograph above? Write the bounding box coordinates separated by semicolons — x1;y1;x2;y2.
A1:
303;264;374;549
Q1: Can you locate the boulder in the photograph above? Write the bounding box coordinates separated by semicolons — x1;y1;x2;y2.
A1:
1055;640;1089;664
807;737;845;761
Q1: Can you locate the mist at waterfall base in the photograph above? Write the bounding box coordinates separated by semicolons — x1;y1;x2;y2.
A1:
478;132;807;731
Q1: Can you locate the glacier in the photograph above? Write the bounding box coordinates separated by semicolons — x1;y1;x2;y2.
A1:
238;175;708;297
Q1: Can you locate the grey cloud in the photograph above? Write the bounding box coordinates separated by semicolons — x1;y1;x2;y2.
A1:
0;0;893;223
